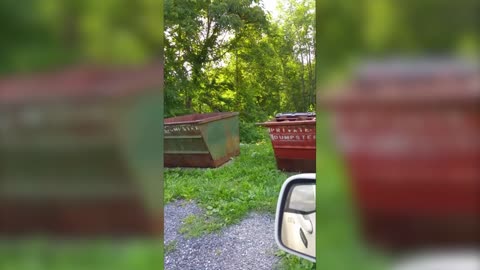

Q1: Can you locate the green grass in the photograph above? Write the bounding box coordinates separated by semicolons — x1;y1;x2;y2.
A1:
274;250;316;270
178;214;224;238
0;239;163;270
164;240;177;254
165;142;288;230
165;141;315;269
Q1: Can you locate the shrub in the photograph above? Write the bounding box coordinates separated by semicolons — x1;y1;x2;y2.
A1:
239;121;268;143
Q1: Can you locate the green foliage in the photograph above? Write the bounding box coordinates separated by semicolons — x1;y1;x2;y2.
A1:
239;121;268;143
164;0;316;121
1;0;165;74
164;0;269;112
0;0;72;74
277;0;316;111
2;0;477;77
375;0;479;54
274;251;315;270
76;0;164;65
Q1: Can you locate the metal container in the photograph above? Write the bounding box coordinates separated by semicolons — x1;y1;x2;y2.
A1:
164;112;240;168
0;64;164;236
323;59;480;249
259;113;316;172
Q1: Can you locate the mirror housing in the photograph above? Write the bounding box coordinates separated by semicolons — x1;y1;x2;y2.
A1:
275;173;316;262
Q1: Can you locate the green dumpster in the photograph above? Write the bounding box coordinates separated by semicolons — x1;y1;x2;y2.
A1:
164;112;240;168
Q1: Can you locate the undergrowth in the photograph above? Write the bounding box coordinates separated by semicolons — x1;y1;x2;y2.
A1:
165;142;289;233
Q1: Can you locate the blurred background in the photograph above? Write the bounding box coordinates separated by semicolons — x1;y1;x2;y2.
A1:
0;0;164;72
0;0;478;269
0;0;164;270
315;0;478;84
315;0;478;269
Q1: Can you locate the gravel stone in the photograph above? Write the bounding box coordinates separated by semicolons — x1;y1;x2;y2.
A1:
164;200;280;270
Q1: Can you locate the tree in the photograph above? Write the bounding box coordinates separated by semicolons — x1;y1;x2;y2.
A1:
164;0;268;112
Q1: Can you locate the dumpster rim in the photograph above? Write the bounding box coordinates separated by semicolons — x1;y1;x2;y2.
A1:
164;112;239;126
256;120;316;127
318;92;480;108
0;64;164;105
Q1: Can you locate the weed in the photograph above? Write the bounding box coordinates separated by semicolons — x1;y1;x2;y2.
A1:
179;215;223;238
164;240;177;254
274;250;315;270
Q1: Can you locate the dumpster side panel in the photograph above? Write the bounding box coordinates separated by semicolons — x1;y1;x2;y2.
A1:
164;112;239;168
332;104;480;248
0;93;165;236
164;124;208;154
324;59;480;248
359;213;480;248
0;199;163;236
118;90;164;224
265;122;316;172
201;114;240;166
164;123;213;167
0;101;135;200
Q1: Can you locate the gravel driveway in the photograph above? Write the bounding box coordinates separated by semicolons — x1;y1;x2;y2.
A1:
164;200;280;270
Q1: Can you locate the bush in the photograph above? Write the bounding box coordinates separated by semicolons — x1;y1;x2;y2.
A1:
239;121;268;143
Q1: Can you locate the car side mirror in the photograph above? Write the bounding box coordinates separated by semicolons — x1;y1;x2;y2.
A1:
275;173;316;262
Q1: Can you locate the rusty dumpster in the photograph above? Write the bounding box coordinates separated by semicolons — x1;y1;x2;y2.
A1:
323;59;480;249
0;64;164;236
259;113;316;172
164;112;240;168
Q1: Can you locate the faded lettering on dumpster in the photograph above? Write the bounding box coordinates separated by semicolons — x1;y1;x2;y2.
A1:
268;126;316;142
164;125;200;135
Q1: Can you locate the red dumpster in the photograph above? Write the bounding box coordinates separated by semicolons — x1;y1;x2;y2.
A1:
323;59;480;249
259;113;316;172
0;64;164;236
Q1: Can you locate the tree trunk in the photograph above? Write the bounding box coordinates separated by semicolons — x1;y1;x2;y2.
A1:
306;43;314;109
300;50;307;111
235;49;240;107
